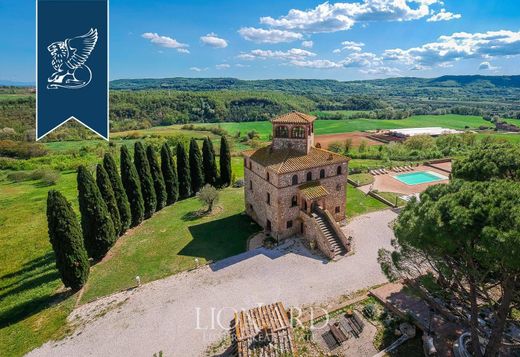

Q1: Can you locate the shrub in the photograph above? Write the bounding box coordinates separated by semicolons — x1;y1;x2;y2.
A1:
198;184;219;212
362;304;377;320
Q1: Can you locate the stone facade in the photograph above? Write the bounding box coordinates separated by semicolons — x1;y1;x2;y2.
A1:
243;111;349;245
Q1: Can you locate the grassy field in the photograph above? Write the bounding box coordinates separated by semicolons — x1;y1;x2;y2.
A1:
200;114;491;140
0;171;78;357
81;187;259;302
346;184;388;218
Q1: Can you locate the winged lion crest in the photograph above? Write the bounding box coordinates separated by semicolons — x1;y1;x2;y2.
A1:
47;28;98;89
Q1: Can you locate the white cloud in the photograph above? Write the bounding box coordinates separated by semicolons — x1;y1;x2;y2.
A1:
301;40;314;48
190;67;208;72
142;32;189;53
237;48;316;61
235;63;250;68
290;59;343;69
238;27;303;43
216;63;231;69
259;0;443;34
343;51;382;67
360;66;401;75
427;9;462;22
478;61;498;71
200;33;228;48
341;40;365;52
333;48;341;54
384;29;520;67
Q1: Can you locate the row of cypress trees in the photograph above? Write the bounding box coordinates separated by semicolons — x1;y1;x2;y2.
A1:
46;136;231;290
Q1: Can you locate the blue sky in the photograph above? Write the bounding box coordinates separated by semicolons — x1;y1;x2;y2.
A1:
1;0;519;82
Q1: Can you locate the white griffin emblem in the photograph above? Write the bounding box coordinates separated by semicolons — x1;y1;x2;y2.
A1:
47;28;98;89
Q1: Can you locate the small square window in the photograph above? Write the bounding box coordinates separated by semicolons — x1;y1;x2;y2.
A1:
335;206;340;214
287;220;293;228
336;184;341;191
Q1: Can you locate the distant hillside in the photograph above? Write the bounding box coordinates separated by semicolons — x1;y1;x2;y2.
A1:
110;75;520;92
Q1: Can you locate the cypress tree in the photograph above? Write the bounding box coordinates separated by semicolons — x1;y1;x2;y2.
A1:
146;145;167;211
120;145;144;227
177;143;192;199
47;190;90;290
77;165;116;261
134;142;156;218
202;137;218;185
161;143;178;205
189;138;204;194
103;152;131;234
96;164;122;235
219;136;232;187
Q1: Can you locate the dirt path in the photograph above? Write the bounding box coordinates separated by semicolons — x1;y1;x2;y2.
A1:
27;210;397;357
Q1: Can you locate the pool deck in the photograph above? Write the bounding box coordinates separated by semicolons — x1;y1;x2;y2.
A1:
358;164;451;196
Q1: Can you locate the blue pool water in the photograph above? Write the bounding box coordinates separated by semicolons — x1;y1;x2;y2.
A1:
394;171;447;185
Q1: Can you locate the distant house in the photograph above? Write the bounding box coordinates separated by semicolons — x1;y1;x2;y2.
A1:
232;302;297;357
388;127;463;138
243;111;350;259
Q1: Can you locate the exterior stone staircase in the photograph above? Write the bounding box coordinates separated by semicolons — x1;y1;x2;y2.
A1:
311;210;348;258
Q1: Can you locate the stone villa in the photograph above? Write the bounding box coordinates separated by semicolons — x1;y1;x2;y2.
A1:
243;111;351;259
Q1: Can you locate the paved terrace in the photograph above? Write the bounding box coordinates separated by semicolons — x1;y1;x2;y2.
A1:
28;210;397;357
358;163;451;196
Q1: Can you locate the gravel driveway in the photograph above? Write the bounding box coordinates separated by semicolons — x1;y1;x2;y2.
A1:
27;209;397;357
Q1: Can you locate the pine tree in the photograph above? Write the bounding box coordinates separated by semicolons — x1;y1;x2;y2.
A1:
219;136;232;187
202;137;218;185
160;143;178;205
77;165;116;261
47;190;90;290
189;138;204;194
120;145;144;227
103;153;131;234
96;164;122;235
134;142;157;218
176;143;192;199
146;145;167;211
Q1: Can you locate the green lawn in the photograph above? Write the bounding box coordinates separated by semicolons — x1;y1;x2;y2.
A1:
0;171;79;357
346;184;388;218
348;173;374;186
81;187;259;302
377;191;407;207
199;114;491;140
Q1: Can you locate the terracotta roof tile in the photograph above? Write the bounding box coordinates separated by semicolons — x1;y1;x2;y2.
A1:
244;146;348;174
299;181;329;200
271;111;316;124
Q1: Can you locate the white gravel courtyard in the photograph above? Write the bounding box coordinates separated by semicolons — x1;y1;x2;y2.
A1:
27;209;397;357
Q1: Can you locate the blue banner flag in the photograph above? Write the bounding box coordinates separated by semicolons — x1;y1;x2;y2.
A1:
37;0;109;140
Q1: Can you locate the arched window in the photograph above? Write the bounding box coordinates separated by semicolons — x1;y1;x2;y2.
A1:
275;125;289;138
320;169;325;179
306;172;312;181
337;165;342;175
291;126;305;139
292;175;298;185
291;195;297;207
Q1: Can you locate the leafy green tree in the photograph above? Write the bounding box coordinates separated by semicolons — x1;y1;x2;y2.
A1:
219;136;231;187
176;143;192;199
134;142;156;218
146;145;167;211
198;184;219;212
452;143;520;181
120;145;144;227
379;180;520;357
96;164;122;235
103;153;131;234
160;143;178;205
189;138;204;194
77;165;116;261
202;137;218;185
47;190;90;290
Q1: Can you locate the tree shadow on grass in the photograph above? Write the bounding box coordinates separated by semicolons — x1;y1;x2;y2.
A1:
0;289;73;329
0;252;55;281
181;213;327;272
0;270;60;301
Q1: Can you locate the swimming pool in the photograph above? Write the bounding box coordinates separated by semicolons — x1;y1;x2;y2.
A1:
393;171;448;185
